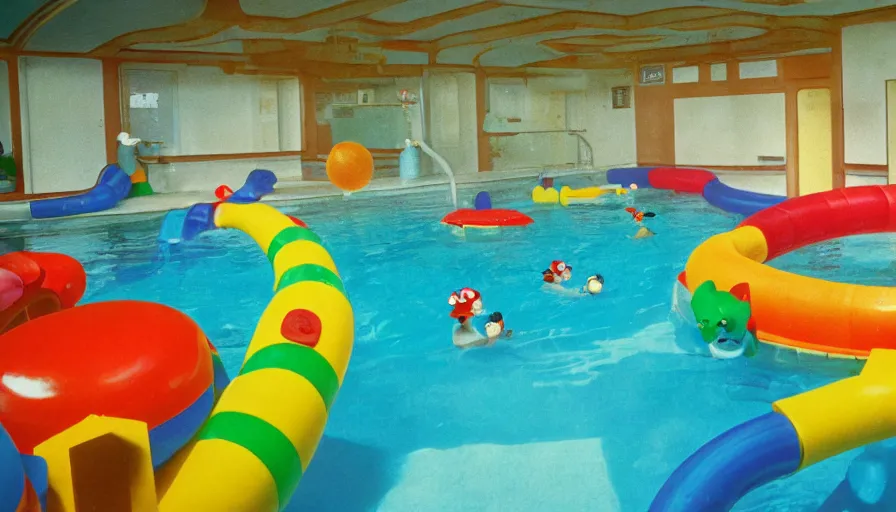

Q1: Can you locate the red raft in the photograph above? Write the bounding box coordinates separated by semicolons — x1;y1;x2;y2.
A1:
441;208;533;228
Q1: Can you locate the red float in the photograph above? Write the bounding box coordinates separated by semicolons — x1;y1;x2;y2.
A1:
0;300;213;453
441;208;534;228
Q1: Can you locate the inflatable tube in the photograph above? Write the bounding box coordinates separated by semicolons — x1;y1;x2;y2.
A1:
607;166;654;189
653;349;896;511
29;165;132;219
441;208;534;228
158;203;354;511
606;167;786;216
648;167;716;193
0;422;25;512
702;179;784;217
650;412;801;511
684;184;896;357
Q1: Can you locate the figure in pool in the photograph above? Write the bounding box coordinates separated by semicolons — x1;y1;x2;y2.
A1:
690;280;759;359
625;207;656;238
449;288;511;349
542;260;572;285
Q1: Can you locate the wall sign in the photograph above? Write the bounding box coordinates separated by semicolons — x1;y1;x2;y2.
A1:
639;65;665;85
611;86;631;109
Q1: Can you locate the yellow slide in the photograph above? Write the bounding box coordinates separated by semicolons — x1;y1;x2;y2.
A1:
157;203;354;511
532;185;628;206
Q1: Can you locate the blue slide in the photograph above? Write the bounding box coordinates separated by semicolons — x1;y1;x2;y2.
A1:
158;169;277;244
649;412;802;511
29;165;132;219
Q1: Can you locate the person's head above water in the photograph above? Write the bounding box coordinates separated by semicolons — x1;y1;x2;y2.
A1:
449;288;483;322
584;274;604;294
543;260;572;283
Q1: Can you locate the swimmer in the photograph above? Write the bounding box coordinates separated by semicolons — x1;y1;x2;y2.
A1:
542;260;572;285
449;288;511;349
584;274;604;295
626;207;656;238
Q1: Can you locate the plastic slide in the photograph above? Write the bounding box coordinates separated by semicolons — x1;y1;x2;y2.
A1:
29;165;132;219
651;349;896;511
158;169;277;243
682;184;896;357
607;166;785;216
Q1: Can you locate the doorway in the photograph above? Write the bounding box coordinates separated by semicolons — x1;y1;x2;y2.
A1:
888;80;896;184
796;88;833;195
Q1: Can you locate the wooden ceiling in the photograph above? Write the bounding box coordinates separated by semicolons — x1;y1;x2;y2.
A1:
1;0;894;75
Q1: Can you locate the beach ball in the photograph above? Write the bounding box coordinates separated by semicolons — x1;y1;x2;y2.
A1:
327;141;373;192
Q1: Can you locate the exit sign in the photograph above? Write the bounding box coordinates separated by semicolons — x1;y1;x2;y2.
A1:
639;65;665;85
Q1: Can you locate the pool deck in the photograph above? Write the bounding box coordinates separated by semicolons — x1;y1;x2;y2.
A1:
0;167;886;222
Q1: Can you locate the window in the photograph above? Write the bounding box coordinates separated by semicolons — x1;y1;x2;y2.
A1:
0;60;15;193
122;65;301;156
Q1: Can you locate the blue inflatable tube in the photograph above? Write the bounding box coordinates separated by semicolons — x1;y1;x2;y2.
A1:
147;385;215;468
702;178;785;216
30;165;132;219
650;412;802;511
607;166;655;189
606;167;786;217
0;422;25;512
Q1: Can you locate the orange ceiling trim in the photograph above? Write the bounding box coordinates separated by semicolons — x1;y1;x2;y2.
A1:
339;2;504;38
9;0;77;49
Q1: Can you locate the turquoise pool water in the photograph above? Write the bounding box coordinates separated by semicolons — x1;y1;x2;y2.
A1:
0;175;874;511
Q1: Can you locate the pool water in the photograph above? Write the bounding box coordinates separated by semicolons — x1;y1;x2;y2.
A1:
0;175;878;511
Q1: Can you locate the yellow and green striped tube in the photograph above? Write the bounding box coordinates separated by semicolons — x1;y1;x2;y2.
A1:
158;203;354;512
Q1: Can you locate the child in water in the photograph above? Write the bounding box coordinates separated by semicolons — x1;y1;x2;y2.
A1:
625;207;656;238
449;288;511;349
542;261;605;297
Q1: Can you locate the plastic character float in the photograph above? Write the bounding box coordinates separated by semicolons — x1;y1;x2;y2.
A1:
690;280;758;359
117;132;154;198
542;260;572;285
441;191;533;229
449;288;510;348
532;176;627;206
584;274;605;295
626;207;656;239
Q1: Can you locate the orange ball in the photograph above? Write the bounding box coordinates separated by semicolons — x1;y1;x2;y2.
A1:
326;141;374;192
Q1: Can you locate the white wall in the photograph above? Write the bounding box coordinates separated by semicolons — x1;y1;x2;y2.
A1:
566;70;637;168
123;65;302;156
427;72;477;175
485;77;574;171
673;93;786;166
147;155;302;194
842;22;896;165
20;57;107;194
0;61;11;156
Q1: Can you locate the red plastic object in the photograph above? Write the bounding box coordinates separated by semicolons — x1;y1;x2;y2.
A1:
441;209;534;228
0;253;41;287
287;215;308;228
0;300;213;454
677;271;687;287
281;309;322;347
739;185;896;260
648;167;717;194
18;252;86;308
215;185;233;201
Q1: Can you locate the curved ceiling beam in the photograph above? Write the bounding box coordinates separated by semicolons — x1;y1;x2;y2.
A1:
9;0;78;49
434;7;835;50
89;0;408;57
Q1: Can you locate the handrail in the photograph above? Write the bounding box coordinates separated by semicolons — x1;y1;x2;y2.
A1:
413;139;458;209
486;129;591;168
